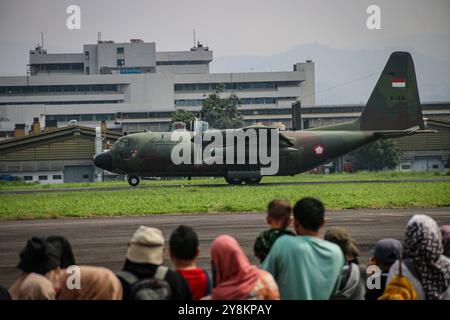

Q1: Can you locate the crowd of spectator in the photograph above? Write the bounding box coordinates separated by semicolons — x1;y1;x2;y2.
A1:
1;197;449;300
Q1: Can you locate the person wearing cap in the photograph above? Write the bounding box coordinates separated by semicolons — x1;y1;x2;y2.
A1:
9;237;62;299
118;226;192;300
365;238;402;300
325;227;367;300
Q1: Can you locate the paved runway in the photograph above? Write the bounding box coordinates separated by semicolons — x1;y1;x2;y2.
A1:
1;207;450;287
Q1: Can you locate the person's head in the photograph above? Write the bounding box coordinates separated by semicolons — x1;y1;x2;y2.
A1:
403;214;450;300
210;234;261;300
17;237;60;275
46;235;76;269
441;225;450;257
293;197;325;236
369;238;402;272
126;226;165;265
404;215;444;262
324;228;360;263
18;273;56;300
58;266;122;300
210;235;252;286
169;225;199;267
266;199;292;229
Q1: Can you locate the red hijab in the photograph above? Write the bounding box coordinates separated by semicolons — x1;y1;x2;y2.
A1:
211;235;260;300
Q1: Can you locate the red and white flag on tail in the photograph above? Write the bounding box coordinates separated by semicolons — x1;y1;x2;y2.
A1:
392;77;406;88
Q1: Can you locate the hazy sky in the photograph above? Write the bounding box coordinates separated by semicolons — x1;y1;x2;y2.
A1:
0;0;449;75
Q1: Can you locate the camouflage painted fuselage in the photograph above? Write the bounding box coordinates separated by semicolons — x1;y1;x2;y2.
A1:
104;129;377;177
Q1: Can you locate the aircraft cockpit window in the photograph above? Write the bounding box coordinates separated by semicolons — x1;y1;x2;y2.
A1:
112;138;130;150
121;138;130;147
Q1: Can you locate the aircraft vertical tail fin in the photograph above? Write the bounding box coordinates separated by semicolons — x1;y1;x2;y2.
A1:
359;51;424;131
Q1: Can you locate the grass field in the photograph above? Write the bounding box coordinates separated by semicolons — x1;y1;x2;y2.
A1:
0;180;449;220
0;170;449;190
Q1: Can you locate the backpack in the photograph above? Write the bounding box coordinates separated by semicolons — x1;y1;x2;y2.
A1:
378;259;418;300
117;266;172;300
203;268;212;297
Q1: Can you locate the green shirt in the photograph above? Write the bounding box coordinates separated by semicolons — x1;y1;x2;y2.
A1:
262;235;344;300
254;228;295;262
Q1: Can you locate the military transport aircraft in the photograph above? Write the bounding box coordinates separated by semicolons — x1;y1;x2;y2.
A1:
95;52;431;186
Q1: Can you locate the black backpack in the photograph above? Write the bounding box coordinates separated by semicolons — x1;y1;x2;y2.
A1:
117;266;172;300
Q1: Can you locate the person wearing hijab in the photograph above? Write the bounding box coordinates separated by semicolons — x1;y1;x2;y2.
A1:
9;237;62;300
209;235;279;300
58;266;122;300
387;215;450;300
441;225;450;258
46;235;76;268
18;273;56;300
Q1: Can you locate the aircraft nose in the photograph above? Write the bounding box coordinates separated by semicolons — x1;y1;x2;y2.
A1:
94;152;113;171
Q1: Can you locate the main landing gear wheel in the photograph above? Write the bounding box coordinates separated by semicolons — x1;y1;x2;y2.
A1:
128;175;140;187
243;177;262;185
225;177;243;185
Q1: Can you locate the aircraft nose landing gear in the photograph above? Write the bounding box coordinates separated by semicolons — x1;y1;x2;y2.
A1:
128;175;140;187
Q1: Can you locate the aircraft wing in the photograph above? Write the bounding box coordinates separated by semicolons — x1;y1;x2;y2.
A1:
373;127;437;138
240;126;295;147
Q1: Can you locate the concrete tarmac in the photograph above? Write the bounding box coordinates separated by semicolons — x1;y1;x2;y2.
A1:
1;207;450;287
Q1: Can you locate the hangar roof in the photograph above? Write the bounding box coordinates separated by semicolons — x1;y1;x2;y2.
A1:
0;125;122;155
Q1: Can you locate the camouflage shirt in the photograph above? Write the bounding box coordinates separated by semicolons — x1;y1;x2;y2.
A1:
254;229;295;262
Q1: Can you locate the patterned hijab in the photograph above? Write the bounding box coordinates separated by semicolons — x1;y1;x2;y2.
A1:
403;215;450;300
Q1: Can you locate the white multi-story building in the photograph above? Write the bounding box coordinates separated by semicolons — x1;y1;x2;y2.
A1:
0;39;315;136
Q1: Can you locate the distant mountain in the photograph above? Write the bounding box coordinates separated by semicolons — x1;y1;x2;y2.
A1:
210;43;450;105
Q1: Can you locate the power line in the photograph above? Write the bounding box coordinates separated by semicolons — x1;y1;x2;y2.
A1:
298;72;378;101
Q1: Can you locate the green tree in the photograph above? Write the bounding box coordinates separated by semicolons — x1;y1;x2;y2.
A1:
350;138;401;171
169;110;196;130
200;84;244;129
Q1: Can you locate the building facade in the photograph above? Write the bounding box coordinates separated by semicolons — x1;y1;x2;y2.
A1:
0;40;314;137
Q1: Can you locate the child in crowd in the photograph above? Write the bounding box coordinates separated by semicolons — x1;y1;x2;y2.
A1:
169;225;211;300
254;199;295;262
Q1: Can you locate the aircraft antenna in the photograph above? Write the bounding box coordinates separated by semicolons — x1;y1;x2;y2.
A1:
298;73;377;101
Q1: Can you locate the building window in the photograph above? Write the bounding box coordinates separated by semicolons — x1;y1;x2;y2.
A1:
52;175;62;180
85;51;89;60
117;59;125;67
38;175;48;180
82;174;89;179
432;164;439;169
117;47;124;54
86;67;90;75
80;114;93;121
63;85;77;92
401;164;411;170
198;83;210;90
23;176;33;181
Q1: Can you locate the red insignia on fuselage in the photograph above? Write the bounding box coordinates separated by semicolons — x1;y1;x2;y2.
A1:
313;144;325;155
